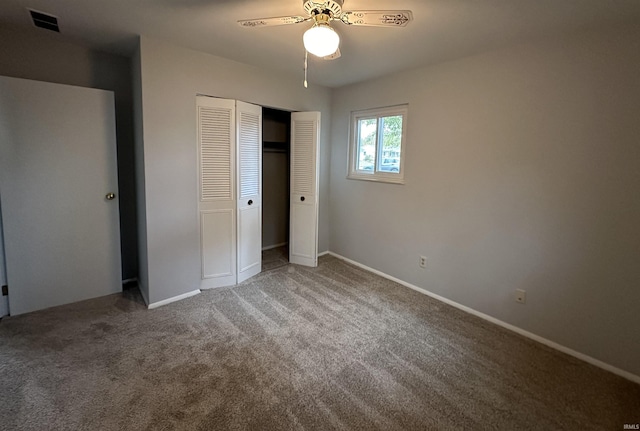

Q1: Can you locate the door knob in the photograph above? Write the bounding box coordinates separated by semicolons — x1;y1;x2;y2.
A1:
248;200;253;206
300;196;305;202
105;193;116;200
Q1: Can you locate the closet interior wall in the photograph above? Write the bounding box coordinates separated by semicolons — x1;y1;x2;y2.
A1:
262;108;291;251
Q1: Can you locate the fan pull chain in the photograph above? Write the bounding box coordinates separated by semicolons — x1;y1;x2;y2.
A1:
303;50;308;88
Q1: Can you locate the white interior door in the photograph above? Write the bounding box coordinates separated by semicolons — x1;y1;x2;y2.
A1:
197;96;237;289
289;112;320;267
0;76;122;315
236;101;262;283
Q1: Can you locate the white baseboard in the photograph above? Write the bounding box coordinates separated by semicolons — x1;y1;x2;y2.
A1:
262;242;288;251
327;251;640;385
122;277;138;284
317;250;330;257
148;290;200;310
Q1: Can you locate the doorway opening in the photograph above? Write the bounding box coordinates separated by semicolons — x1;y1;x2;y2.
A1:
261;107;291;271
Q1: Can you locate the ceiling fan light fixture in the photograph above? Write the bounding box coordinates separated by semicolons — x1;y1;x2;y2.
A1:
303;23;340;57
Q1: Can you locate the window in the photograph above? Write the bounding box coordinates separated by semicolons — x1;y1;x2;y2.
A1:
348;104;408;184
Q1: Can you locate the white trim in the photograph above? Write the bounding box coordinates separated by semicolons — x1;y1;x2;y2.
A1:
327;251;640;385
262;242;288;251
317;250;329;257
147;290;201;310
122;277;138;284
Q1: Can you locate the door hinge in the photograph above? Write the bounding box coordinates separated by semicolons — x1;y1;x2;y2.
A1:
1;285;7;296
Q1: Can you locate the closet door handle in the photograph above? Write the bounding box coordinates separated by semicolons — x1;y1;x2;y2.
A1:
248;200;253;206
300;196;305;202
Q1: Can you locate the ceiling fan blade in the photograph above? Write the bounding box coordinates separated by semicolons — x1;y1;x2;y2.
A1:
238;16;308;28
323;48;341;60
340;10;413;27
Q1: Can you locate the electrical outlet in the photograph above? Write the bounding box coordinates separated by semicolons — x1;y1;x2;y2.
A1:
419;256;427;268
515;289;526;304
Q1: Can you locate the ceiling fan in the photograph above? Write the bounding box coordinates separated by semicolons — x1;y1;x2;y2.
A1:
238;1;413;85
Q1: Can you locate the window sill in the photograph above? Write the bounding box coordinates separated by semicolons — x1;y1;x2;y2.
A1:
347;173;405;185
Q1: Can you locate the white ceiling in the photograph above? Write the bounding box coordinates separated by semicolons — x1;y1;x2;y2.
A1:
1;0;640;87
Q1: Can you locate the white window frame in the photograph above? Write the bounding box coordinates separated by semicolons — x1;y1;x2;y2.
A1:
347;104;408;184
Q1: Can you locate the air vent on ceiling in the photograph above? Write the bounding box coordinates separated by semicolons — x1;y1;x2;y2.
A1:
28;9;60;32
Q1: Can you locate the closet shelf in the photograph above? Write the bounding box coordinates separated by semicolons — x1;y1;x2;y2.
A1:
263;140;288;154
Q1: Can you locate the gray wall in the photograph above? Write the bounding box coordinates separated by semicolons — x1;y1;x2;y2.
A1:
329;24;640;376
0;200;7;316
263;118;287;143
0;25;138;281
262;151;289;249
0;201;5;287
132;43;149;302
0;196;9;317
262;116;289;249
136;36;332;304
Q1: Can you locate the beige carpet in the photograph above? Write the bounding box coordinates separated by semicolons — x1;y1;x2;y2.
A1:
262;245;289;271
0;255;638;430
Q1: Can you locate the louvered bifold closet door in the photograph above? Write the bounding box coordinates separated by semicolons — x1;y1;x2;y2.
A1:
290;112;320;267
236;101;262;283
197;96;237;289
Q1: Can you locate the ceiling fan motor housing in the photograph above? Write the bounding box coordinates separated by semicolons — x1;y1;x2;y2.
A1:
303;0;343;17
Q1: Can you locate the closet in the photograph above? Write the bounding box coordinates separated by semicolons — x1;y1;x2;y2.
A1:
262;108;291;267
196;96;320;290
